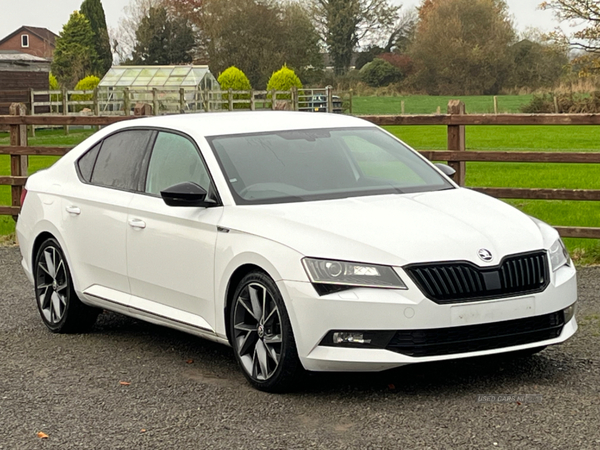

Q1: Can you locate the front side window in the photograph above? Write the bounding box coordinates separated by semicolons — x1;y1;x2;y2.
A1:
145;132;211;195
89;130;154;191
208;127;453;205
21;34;29;47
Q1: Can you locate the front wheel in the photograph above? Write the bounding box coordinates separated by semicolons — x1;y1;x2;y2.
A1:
230;271;303;392
34;238;99;333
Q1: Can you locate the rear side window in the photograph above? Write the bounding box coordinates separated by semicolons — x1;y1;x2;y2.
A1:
90;130;154;191
77;142;101;182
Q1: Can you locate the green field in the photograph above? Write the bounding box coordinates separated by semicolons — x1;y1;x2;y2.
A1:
352;95;534;115
2;107;600;263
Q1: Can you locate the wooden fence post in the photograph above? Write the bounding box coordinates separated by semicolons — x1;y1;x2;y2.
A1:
152;88;159;115
28;88;35;137
291;87;298;111
123;88;131;116
250;90;256;111
447;100;466;186
93;87;100;116
326;86;333;113
9;103;28;221
62;87;69;135
401;100;405;115
348;89;353;114
228;88;233;111
271;90;277;111
493;96;498;114
179;88;186;113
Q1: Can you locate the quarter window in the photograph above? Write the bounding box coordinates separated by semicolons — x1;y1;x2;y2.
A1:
145;132;211;195
90;130;153;191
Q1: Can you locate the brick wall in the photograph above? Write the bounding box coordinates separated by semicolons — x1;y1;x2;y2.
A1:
0;33;54;59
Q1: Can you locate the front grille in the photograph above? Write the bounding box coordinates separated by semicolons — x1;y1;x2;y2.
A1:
404;251;549;304
386;311;564;357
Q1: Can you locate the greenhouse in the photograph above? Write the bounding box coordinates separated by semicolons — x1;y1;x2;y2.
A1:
97;65;220;114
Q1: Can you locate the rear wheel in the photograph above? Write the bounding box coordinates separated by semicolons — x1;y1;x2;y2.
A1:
34;238;99;333
230;271;303;392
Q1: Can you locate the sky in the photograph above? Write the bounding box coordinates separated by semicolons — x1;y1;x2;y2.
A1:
0;0;562;43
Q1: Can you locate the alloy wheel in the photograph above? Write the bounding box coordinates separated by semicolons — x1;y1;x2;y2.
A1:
36;245;68;325
233;282;283;381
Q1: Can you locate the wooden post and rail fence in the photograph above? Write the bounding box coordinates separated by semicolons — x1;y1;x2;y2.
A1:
2;100;600;239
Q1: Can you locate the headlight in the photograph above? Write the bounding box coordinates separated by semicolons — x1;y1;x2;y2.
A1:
549;238;570;272
302;258;407;289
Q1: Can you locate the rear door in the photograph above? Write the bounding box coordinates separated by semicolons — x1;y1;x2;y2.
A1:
62;129;154;303
126;131;222;332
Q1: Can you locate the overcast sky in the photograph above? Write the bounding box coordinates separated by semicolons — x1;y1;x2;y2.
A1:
0;0;561;43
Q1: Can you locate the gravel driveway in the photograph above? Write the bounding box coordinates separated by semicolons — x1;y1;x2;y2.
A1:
1;246;599;449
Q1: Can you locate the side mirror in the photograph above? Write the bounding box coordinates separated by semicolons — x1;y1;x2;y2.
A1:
160;182;215;207
434;163;456;178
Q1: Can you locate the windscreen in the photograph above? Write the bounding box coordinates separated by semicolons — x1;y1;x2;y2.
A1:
208;127;453;204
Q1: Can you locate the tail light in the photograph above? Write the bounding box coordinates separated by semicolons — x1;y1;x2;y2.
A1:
20;187;27;207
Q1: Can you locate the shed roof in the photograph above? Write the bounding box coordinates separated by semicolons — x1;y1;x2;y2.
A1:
98;65;215;88
0;50;49;62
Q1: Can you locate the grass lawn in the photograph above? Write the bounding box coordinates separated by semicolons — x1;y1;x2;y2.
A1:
352;95;534;115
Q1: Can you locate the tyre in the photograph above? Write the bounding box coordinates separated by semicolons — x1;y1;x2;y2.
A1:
230;271;303;392
34;238;100;333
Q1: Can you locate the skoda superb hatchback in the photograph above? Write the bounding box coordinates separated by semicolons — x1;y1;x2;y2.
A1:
17;112;577;392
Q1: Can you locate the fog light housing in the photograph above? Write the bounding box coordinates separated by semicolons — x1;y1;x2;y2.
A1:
563;303;576;323
333;332;370;345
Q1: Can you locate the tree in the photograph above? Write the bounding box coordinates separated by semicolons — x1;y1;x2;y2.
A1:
409;0;516;95
51;11;98;88
129;6;195;64
540;0;600;53
311;0;400;74
111;0;165;63
202;0;321;87
508;36;568;90
360;58;403;86
80;0;113;76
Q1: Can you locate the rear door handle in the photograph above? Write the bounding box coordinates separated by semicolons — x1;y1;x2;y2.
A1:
128;218;146;229
65;205;81;215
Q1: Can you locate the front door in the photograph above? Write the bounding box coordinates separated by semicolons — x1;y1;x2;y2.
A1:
126;131;222;332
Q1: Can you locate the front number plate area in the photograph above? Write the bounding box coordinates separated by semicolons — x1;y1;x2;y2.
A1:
451;297;535;326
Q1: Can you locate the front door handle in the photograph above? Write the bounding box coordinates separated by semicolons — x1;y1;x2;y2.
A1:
65;205;81;215
128;218;146;229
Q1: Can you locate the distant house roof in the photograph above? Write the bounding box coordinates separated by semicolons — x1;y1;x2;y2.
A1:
0;26;58;47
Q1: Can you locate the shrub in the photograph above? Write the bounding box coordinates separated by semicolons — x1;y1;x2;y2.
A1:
49;73;59;90
266;65;303;109
520;92;600;113
267;65;302;91
218;66;252;110
71;75;100;112
360;58;403;88
378;53;414;77
48;73;62;110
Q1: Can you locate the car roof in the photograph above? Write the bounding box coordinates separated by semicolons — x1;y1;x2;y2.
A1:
111;111;376;139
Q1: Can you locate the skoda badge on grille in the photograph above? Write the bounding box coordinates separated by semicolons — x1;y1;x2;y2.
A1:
478;248;493;262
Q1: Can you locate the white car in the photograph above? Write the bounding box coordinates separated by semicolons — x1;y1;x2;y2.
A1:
16;111;577;392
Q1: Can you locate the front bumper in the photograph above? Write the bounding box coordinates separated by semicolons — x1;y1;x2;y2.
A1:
279;263;577;372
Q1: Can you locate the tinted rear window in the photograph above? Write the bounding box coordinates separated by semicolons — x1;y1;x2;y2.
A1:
77;142;101;183
90;130;153;191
